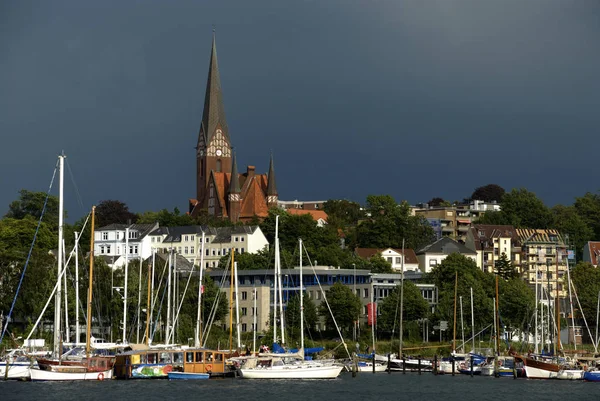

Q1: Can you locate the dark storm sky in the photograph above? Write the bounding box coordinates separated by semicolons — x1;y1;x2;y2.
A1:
2;0;599;221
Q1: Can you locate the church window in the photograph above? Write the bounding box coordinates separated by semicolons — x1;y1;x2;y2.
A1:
216;159;222;172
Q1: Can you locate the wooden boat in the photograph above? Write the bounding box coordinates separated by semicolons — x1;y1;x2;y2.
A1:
30;356;113;381
168;371;209;380
514;354;560;379
113;348;235;379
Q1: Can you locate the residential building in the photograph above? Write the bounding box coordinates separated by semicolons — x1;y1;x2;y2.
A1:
465;225;522;274
189;35;278;222
516;229;569;299
207;267;436;333
583;241;600;267
415;237;477;273
354;248;419;272
278;200;326;210
94;223;159;268
147;225;268;268
414;200;501;243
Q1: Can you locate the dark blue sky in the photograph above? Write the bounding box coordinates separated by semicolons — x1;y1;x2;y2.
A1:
2;1;599;221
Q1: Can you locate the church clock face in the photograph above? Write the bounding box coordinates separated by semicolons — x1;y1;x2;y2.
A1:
216;149;222;156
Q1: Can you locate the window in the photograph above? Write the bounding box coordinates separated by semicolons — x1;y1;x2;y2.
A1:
128;231;138;239
206;249;210;256
429;260;437;267
100;246;105;254
190;246;194;254
241;248;245;254
241;307;247;316
117;246;120;254
252;307;256;316
106;245;111;254
242;291;248;300
184;246;188;254
212;249;216;256
242;323;247;332
363;288;368;298
129;246;134;254
186;352;194;363
116;232;120;240
102;232;108;240
206;237;210;243
241;237;245;242
195;352;203;362
316;291;321;300
387;257;393;263
395;257;401;264
234;237;238;242
151;237;155;243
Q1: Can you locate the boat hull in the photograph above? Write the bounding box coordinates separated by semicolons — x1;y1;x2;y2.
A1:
557;369;584;380
30;367;113;381
583;371;600;382
168;372;210;380
240;365;343;379
523;365;558;379
0;362;31;380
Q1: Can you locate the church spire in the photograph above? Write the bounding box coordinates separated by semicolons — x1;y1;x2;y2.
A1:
199;32;229;145
267;153;278;207
229;152;240;194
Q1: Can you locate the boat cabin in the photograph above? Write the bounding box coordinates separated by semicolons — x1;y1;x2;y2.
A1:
113;348;232;379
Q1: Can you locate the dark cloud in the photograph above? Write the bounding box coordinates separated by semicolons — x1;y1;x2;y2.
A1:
2;0;599;220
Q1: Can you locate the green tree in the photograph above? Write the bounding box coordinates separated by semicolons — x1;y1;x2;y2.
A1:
570;262;600;331
470;184;505;203
551;204;593;261
95;200;137;228
498;277;535;330
285;292;318;342
573;192;600;240
5;190;61;228
137;208;195;226
378;283;430;335
323;199;364;228
319;282;362;334
494;253;518;280
500;188;554;228
368;255;393;273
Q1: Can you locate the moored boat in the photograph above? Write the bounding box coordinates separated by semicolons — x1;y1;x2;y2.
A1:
168;371;209;380
515;354;560;379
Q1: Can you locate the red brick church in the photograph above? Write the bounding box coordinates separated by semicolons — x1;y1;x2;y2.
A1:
189;35;278;223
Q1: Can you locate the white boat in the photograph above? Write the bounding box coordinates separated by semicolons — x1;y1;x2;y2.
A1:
556;368;584;380
353;361;387;372
30;366;113;381
0;360;33;380
240;357;343;379
518;355;560;379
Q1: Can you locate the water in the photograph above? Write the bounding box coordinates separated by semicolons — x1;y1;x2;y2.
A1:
2;373;597;401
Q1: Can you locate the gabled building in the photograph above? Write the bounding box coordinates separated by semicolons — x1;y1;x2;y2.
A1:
147;225;268;268
416;237;477;273
286;208;328;227
465;224;522;274
94;223;159;268
583;241;600;267
189;35;278;223
354;247;420;272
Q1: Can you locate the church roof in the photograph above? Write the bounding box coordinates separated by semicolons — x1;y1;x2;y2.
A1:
198;33;229;145
267;153;277;196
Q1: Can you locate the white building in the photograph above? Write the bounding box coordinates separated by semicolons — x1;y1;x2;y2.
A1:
94;223;159;268
416;237;477;273
354;247;420;272
147;225;269;268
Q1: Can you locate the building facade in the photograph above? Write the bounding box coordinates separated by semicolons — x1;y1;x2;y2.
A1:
94;223;159;268
415;237;477;273
465;225;522;274
355;248;420;272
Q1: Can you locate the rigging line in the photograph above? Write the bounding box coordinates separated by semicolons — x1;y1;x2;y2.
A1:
170;263;197;344
1;160;59;344
202;254;231;347
302;244;352;360
24;211;91;343
65;158;85;212
150;275;169;342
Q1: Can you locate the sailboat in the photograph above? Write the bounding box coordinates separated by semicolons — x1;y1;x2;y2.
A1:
30;199;114;381
239;237;343;379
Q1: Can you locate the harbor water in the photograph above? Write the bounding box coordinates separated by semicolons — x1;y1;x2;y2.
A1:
2;372;597;401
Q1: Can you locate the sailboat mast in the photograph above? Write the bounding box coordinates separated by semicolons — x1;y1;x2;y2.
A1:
273;215;279;344
75;231;80;344
399;239;405;357
234;261;241;350
460;296;464;353
53;153;64;358
123;227;129;343
166;249;172;344
145;259;151;346
252;287;257;354
495;275;500;355
470;287;475;353
195;232;206;348
86;206;96;358
63;240;69;343
229;249;235;352
150;248;155;343
137;244;143;343
556;247;561;353
535;263;539;354
452;271;457;353
277;237;285;346
299;239;304;353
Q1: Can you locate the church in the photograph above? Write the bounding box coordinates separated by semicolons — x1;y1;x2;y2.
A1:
189;35;278;223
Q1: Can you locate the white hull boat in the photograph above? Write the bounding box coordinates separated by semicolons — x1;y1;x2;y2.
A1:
30;367;113;381
523;365;558;379
557;369;584;380
240;364;343;379
0;362;32;380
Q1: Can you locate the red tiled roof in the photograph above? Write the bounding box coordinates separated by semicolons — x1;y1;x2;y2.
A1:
240;175;269;219
588;241;600;265
286;208;328;221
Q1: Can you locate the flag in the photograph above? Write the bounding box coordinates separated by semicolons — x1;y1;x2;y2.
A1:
367;303;377;326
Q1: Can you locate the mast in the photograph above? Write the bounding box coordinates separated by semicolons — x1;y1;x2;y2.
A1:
252;287;257;354
452;271;458;353
535;262;539;354
470;287;475;353
399;238;405;357
63;240;69;343
273;216;279;344
137;243;143;343
299;239;305;354
53;153;64;359
149;248;156;344
556;247;561;353
195;232;206;348
495;275;500;356
145;259;151;346
86;206;96;358
166;249;172;344
123;227;129;344
75;231;80;344
234;261;241;350
277;231;285;346
460;296;465;353
229;249;235;352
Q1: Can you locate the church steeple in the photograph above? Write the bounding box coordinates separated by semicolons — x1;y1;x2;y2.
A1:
229;152;241;194
267;153;278;207
199;32;229;145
